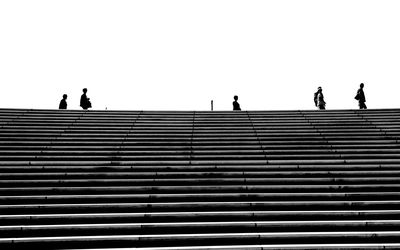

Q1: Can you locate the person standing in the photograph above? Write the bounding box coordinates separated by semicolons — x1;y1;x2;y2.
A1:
314;87;326;110
233;95;241;111
80;88;91;110
59;94;68;109
355;83;367;109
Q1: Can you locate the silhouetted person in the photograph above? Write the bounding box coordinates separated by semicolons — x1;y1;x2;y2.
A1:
233;95;241;111
355;83;367;109
314;87;326;110
80;88;91;110
59;94;68;109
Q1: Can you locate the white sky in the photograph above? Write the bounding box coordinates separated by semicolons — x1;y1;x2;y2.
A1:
1;0;400;111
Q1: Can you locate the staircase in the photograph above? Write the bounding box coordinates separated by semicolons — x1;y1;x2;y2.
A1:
1;108;400;249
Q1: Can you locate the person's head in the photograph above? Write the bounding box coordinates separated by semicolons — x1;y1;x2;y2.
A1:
318;86;322;92
360;83;364;88
83;88;87;93
62;94;67;100
234;95;238;101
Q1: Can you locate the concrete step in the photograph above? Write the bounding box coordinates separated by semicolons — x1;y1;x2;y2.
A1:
2;144;400;150
2;170;400;178
2;200;400;214
1;231;400;248
2;177;400;188
2;140;399;146
2;192;400;205
1;210;400;226
3;159;400;166
3;151;400;157
4;155;400;162
1;220;400;238
2;184;400;196
2;164;400;173
6;131;393;138
61;243;400;250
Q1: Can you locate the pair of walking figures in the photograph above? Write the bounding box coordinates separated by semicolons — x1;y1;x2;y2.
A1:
314;83;366;110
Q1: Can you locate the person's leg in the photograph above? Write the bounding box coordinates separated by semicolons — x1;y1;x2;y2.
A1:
359;102;367;109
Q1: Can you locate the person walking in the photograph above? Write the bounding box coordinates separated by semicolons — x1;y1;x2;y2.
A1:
314;87;326;110
355;83;367;109
59;94;68;109
80;88;92;110
233;95;241;111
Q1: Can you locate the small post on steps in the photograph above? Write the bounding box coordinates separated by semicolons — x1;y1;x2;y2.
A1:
211;100;214;111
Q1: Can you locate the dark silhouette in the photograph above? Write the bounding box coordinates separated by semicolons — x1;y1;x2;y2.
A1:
59;94;68;109
80;88;92;110
355;83;367;109
233;95;241;111
314;87;326;110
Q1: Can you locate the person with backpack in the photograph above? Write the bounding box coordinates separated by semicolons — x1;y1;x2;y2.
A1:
80;88;92;110
314;87;326;110
59;94;68;109
233;95;241;111
355;83;367;109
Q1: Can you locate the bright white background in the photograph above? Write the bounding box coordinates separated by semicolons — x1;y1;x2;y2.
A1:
1;0;400;111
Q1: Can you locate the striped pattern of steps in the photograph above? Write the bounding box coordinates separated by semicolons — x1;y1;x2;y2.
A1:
1;108;400;249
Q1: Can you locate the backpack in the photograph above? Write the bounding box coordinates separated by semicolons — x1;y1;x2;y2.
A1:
354;92;360;100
